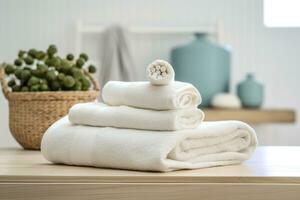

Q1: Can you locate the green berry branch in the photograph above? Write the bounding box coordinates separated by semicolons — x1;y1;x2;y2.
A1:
3;45;97;92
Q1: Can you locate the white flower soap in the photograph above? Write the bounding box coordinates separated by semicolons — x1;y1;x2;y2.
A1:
146;59;175;85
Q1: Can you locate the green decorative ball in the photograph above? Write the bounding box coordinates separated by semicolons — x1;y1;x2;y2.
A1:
45;57;60;67
36;70;47;78
14;59;23;67
57;73;65;82
76;58;85;68
36;51;46;60
4;64;15;75
45;58;51;66
46;70;57;81
63;75;75;88
66;54;74;61
18;50;26;58
37;64;48;73
61;59;72;73
28;76;40;86
47;44;57;56
20;69;31;81
71;68;83;79
14;68;22;79
28;49;38;58
88;65;96;73
40;83;49;91
73;80;82;91
30;84;40;92
61;59;71;67
8;79;16;87
24;56;34;65
81;77;91;91
79;53;88;62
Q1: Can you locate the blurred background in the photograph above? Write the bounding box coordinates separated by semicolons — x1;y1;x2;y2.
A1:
0;0;299;147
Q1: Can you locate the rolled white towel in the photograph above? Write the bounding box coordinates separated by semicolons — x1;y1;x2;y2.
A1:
146;59;175;85
69;102;204;131
41;117;257;172
102;81;201;110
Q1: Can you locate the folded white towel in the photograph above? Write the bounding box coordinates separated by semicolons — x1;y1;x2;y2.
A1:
102;81;201;110
68;102;204;131
41;117;257;172
146;59;175;85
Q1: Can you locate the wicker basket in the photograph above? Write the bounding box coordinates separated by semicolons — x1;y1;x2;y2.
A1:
0;67;100;150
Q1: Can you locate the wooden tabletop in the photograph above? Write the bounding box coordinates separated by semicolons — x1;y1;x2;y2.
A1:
0;146;300;184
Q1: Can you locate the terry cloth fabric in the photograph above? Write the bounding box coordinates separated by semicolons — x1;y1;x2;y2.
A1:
68;102;204;131
102;81;201;110
41;117;257;172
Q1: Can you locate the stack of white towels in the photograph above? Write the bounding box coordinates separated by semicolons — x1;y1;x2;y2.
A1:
41;60;257;172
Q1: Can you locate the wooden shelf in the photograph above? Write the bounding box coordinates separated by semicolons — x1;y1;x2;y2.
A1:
202;108;296;124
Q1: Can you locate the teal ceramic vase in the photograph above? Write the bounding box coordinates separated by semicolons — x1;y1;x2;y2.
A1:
237;73;264;108
171;33;231;107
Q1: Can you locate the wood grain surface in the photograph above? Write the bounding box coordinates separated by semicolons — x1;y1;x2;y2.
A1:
1;146;300;199
203;108;296;123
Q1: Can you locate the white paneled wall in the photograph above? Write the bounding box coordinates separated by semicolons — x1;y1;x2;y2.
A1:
0;0;299;147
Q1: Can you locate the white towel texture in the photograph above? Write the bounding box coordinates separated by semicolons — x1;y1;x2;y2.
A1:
68;102;204;131
102;81;201;110
41;117;257;172
146;59;175;85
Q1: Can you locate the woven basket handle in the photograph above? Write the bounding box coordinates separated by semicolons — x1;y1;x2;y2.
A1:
84;70;100;91
0;66;10;99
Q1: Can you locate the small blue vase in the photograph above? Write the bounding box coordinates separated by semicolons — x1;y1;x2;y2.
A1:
171;33;231;107
237;73;264;108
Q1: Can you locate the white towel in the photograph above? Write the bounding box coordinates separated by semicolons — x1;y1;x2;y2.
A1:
102;81;201;110
146;59;175;85
41;117;257;172
68;102;204;131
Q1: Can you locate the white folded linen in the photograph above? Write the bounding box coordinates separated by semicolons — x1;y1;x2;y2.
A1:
146;59;175;85
41;117;257;172
102;81;201;110
68;102;204;131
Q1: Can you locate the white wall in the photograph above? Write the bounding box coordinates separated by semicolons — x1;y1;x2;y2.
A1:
0;0;299;147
